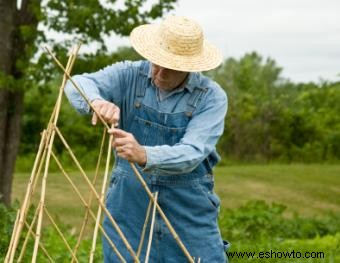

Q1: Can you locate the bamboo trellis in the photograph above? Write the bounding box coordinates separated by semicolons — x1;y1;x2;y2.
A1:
4;45;198;263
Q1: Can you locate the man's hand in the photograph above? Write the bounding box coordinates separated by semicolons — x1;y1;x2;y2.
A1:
91;99;120;126
109;128;147;166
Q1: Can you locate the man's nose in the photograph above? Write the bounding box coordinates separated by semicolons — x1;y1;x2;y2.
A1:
158;67;168;77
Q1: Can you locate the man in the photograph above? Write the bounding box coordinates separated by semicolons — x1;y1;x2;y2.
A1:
65;16;228;262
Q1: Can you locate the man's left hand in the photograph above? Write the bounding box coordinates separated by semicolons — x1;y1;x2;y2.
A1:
108;128;147;166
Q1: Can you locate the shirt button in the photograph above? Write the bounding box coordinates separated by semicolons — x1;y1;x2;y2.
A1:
134;101;141;108
185;111;193;117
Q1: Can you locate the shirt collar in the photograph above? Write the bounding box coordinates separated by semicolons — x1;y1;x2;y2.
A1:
147;61;200;93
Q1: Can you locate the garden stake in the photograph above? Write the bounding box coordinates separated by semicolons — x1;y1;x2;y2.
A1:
90;126;114;263
5;129;47;262
145;192;158;263
44;207;79;262
44;46;110;131
24;220;54;262
18;205;40;262
4;209;20;262
136;197;153;258
31;45;79;263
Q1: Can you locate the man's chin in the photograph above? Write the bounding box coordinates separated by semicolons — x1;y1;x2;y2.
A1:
154;80;170;90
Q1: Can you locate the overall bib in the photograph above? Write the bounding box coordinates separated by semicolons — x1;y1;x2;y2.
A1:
103;74;226;262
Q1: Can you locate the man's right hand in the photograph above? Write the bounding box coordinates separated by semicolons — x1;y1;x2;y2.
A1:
91;99;120;126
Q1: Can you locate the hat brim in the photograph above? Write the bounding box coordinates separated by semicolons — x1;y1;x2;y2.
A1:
130;24;223;72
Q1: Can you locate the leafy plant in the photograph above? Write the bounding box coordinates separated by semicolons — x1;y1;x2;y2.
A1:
219;200;340;241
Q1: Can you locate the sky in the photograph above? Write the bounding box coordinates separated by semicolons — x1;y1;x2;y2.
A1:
172;0;340;83
107;0;340;83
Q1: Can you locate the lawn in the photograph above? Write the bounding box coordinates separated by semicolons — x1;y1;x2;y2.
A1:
12;164;340;227
214;164;340;216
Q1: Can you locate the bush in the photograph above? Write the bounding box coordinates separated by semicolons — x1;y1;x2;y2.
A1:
0;203;103;261
219;200;340;241
0;203;17;261
219;200;340;263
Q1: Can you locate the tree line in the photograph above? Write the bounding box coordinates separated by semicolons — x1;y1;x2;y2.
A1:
210;52;340;163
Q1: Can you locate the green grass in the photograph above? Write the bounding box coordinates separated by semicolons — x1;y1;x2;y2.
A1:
12;164;340;228
214;164;340;216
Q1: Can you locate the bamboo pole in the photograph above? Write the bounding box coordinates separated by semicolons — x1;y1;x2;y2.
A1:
10;120;52;263
24;221;54;263
145;192;158;263
18;204;40;262
54;126;138;262
71;128;106;262
89;127;113;263
32;129;54;198
44;46;110;131
4;209;20;262
31;113;55;262
31;45;79;263
129;163;194;263
136;198;152;258
51;44;80;127
44;207;79;262
50;151;126;263
5;129;48;263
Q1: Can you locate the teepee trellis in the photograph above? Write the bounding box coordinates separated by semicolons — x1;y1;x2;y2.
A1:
5;44;197;262
5;45;80;263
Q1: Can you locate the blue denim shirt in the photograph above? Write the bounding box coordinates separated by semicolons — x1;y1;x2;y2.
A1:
64;60;227;174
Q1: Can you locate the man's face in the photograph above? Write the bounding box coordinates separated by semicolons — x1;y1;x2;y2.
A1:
152;64;189;91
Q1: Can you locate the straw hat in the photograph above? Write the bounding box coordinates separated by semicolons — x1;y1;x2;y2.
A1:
130;16;223;72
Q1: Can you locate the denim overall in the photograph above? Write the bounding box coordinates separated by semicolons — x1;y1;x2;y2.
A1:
103;69;226;262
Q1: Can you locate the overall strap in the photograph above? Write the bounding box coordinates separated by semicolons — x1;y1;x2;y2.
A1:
135;83;146;103
134;61;149;108
185;87;208;117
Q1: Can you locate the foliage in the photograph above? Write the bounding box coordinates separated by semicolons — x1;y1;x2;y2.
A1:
0;202;36;261
219;200;340;263
219;200;340;241
209;52;340;163
0;203;17;259
3;0;177;91
44;0;176;42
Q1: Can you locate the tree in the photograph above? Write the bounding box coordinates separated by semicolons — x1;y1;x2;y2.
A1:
209;52;285;161
0;0;177;205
